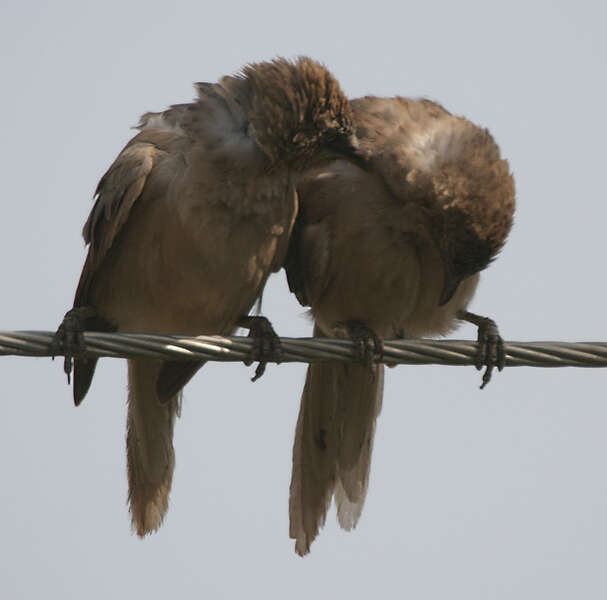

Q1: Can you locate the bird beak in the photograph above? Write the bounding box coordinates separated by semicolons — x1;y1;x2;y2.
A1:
439;270;462;306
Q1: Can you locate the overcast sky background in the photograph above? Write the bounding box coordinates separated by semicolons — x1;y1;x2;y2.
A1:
2;1;607;598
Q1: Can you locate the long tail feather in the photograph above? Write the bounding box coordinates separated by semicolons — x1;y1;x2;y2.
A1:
126;359;180;536
289;349;383;555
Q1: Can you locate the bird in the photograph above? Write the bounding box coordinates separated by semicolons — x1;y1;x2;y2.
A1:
52;57;363;537
285;95;515;555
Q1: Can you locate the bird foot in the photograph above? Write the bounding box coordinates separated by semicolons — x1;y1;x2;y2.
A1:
341;321;383;380
458;310;505;389
238;316;282;382
50;307;95;384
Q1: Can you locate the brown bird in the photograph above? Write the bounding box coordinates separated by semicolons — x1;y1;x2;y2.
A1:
286;96;515;555
52;57;362;537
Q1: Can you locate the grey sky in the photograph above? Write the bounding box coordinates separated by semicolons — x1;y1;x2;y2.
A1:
2;1;607;598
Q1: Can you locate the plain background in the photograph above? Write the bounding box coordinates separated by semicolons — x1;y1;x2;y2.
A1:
2;1;607;598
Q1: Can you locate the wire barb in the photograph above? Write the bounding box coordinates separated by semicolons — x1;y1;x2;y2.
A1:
2;331;607;369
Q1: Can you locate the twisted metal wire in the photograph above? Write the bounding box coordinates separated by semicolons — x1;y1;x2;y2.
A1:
2;330;607;368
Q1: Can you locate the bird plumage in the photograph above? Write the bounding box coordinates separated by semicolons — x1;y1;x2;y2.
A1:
286;96;515;554
60;57;360;536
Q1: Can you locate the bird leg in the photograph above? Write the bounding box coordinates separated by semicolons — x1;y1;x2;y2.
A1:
50;306;112;383
237;315;283;382
457;310;505;389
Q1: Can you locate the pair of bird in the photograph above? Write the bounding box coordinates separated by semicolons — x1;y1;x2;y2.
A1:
53;57;515;556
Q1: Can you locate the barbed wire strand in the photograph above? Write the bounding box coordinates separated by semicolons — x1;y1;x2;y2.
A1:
2;331;607;369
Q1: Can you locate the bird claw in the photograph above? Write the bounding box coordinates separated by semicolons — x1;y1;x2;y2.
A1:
457;310;505;389
51;308;91;384
238;316;282;382
344;321;383;381
473;317;504;389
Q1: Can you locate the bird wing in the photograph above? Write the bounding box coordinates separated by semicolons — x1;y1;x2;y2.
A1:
75;78;261;308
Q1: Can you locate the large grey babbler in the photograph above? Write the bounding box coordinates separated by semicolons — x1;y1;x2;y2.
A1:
53;57;362;537
286;96;515;555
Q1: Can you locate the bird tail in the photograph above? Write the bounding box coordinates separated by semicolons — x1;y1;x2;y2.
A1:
289;333;383;555
126;358;180;536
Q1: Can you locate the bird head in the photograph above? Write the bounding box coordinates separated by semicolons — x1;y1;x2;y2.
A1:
419;123;515;305
239;57;362;168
